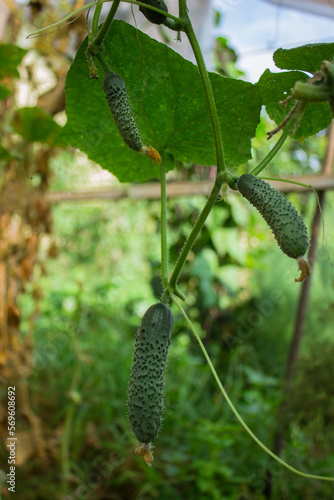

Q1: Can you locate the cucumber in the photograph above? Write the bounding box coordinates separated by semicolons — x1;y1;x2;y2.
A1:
128;303;174;444
102;72;143;152
237;174;309;259
139;0;168;25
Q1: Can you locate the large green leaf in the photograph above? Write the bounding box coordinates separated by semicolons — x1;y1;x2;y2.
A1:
61;20;261;183
274;43;334;73
0;44;27;79
257;69;332;139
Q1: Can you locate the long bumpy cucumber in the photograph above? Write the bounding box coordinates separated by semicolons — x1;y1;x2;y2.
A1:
128;303;174;444
102;72;143;152
237;174;309;259
139;0;168;25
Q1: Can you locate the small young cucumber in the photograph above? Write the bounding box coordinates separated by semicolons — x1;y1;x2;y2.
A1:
139;0;168;25
102;72;143;152
128;303;174;444
237;174;309;259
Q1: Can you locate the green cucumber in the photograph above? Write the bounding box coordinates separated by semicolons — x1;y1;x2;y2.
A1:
139;0;168;25
128;303;174;444
102;72;143;152
237;174;309;259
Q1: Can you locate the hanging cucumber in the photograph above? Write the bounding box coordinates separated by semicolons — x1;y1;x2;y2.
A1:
102;72;143;152
128;302;174;461
102;72;161;163
237;174;310;281
139;0;168;25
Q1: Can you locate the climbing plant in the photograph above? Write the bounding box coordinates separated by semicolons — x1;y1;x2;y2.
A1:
27;0;334;484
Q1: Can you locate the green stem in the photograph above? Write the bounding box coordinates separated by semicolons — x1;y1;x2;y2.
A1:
27;0;184;39
178;0;188;18
169;172;224;292
171;293;334;482
261;177;312;189
94;51;112;74
27;0;101;38
250;125;291;176
160;154;169;286
164;17;183;31
168;9;227;292
91;0;121;48
184;20;225;173
91;0;103;38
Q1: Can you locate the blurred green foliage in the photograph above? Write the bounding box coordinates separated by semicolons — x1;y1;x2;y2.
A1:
9;144;334;499
1;13;334;500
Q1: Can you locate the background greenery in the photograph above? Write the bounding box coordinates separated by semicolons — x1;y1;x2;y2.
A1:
12;140;334;499
0;4;334;499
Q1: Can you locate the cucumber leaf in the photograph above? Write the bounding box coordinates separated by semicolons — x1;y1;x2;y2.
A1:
273;43;334;73
61;20;261;183
257;69;332;140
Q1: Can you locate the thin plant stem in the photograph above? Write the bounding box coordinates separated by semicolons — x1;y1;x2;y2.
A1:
184;21;226;174
92;0;185;49
168;8;227;292
169;172;224;292
160;154;169;286
91;0;103;38
27;0;184;39
250;125;291;176
261;177;312;188
171;293;334;482
178;0;188;18
27;0;101;38
91;0;121;48
95;51;112;73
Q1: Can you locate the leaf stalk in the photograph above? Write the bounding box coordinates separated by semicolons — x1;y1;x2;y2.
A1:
169;172;224;292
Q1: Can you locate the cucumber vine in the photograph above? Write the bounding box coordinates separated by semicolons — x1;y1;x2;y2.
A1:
28;0;334;484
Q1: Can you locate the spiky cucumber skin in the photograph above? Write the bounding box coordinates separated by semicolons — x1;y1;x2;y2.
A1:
102;73;143;152
128;303;174;444
139;0;168;25
237;174;309;259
